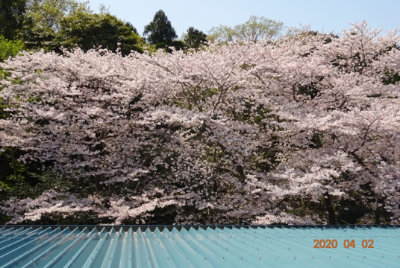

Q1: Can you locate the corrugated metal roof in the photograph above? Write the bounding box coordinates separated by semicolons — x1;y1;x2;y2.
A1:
0;225;399;267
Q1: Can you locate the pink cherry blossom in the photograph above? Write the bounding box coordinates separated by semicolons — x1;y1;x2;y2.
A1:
1;23;399;224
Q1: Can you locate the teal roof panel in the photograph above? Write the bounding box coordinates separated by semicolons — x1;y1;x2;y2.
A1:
0;225;399;267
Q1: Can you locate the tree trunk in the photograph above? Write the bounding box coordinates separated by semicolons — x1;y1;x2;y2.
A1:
374;198;383;224
324;193;336;225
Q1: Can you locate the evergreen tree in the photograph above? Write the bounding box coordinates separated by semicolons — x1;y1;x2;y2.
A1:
0;0;26;39
184;27;207;48
143;10;177;45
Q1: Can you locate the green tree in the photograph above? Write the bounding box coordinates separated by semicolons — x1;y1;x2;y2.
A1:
20;0;143;54
0;36;24;61
22;0;90;50
143;10;177;45
59;12;143;54
208;16;283;43
0;0;26;39
184;27;207;49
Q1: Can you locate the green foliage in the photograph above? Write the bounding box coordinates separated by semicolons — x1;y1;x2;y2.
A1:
26;0;86;30
207;25;236;43
0;147;74;203
0;148;26;197
143;10;177;45
21;0;91;51
20;0;144;54
208;16;283;43
59;12;143;54
235;16;283;42
184;27;207;48
159;40;186;52
0;0;26;39
0;36;24;61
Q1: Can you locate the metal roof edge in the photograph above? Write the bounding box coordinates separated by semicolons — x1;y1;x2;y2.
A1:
1;224;399;231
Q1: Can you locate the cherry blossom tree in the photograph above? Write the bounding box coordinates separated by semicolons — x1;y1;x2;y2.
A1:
0;22;399;225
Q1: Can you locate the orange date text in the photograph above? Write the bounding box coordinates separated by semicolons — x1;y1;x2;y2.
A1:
313;239;374;249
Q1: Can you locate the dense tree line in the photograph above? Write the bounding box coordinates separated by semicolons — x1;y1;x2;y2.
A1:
0;0;212;56
0;0;285;58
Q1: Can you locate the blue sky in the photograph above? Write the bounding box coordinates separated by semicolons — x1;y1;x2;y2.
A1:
87;0;400;37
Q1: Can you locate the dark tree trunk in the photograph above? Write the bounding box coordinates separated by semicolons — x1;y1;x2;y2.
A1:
324;193;336;225
375;209;381;225
374;198;383;224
